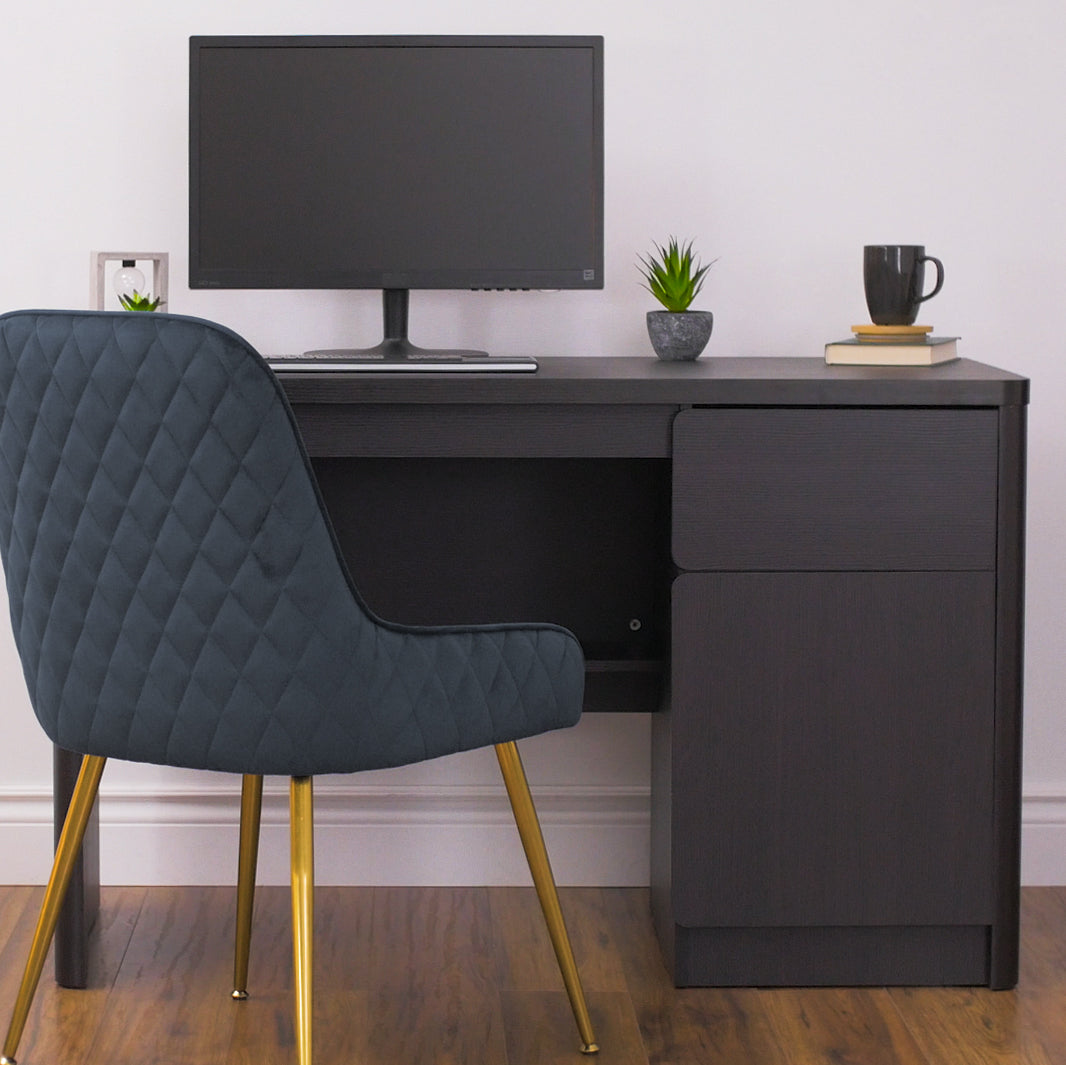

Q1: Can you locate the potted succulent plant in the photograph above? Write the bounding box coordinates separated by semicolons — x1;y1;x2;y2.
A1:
638;237;715;360
118;290;165;312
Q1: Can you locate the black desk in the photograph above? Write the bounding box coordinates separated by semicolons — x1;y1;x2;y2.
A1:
55;355;1028;988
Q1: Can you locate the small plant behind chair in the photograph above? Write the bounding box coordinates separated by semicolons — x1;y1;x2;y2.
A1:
118;290;164;312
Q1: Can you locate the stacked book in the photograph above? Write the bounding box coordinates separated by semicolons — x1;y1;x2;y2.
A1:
825;325;959;366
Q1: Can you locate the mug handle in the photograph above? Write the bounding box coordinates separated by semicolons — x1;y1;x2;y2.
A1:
918;255;944;303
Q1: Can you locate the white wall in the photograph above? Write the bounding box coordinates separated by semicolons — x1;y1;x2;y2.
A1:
2;0;1065;885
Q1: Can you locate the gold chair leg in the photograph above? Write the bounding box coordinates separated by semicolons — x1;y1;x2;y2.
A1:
232;774;263;1000
1;754;106;1065
495;741;599;1054
290;776;314;1065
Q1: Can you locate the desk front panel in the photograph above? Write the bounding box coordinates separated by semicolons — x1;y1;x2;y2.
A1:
289;402;675;458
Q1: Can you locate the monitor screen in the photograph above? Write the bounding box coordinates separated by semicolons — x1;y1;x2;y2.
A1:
189;35;604;293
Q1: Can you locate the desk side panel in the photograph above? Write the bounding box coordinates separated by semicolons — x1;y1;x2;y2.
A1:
990;404;1028;988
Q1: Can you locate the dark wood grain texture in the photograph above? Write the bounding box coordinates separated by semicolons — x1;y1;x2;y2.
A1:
664;571;998;985
7;885;1066;1064
660;381;1025;988
762;987;931;1065
19;887;144;1064
52;747;100;988
277;356;1028;410
671;571;997;927
82;886;238;1065
671;407;999;571
990;404;1029;988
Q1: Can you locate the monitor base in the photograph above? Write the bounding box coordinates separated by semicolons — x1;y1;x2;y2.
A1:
277;288;538;372
306;338;490;360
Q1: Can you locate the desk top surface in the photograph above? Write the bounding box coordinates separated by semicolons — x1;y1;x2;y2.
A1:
276;356;1028;408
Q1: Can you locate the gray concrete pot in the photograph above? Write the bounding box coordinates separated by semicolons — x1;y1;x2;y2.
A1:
646;310;714;361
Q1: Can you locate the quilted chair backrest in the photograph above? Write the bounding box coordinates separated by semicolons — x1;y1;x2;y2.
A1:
0;310;371;774
0;311;585;778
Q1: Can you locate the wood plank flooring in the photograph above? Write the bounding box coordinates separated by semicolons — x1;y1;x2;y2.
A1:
1;885;1065;1064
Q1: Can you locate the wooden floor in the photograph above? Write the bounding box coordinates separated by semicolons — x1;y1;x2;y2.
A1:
1;884;1065;1064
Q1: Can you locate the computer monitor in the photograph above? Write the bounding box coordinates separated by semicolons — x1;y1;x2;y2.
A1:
189;35;604;363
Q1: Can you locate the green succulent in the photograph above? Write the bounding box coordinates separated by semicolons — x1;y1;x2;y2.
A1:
638;237;714;313
118;290;164;312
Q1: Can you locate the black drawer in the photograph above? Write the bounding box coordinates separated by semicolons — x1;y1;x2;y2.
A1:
672;407;998;571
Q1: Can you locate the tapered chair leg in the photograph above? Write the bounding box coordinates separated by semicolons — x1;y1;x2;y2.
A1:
1;754;106;1065
290;776;314;1065
495;741;599;1054
232;773;263;1000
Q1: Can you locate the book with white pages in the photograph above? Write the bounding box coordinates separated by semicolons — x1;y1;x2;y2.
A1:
824;336;959;366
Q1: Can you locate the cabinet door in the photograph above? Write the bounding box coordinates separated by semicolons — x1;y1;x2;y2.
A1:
671;571;996;928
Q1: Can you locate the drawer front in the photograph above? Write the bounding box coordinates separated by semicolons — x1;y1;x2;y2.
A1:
672;407;998;571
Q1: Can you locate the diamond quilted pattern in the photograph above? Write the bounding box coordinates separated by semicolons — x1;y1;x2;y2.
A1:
0;311;584;776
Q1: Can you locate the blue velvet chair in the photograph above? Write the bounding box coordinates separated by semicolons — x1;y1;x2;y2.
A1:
0;310;597;1064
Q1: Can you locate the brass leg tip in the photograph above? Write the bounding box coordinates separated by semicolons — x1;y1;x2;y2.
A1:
231;989;249;1001
580;1043;600;1055
1;1055;18;1064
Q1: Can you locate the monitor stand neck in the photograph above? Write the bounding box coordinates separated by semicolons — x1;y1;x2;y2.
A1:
305;289;490;360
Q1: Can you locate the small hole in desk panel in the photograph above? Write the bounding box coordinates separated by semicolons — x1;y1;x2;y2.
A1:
310;455;672;692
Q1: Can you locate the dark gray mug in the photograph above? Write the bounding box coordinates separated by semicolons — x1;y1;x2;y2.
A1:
863;245;944;325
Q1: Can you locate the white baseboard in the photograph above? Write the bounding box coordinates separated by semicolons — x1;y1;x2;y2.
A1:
0;782;650;887
1017;789;1066;885
4;785;1066;887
